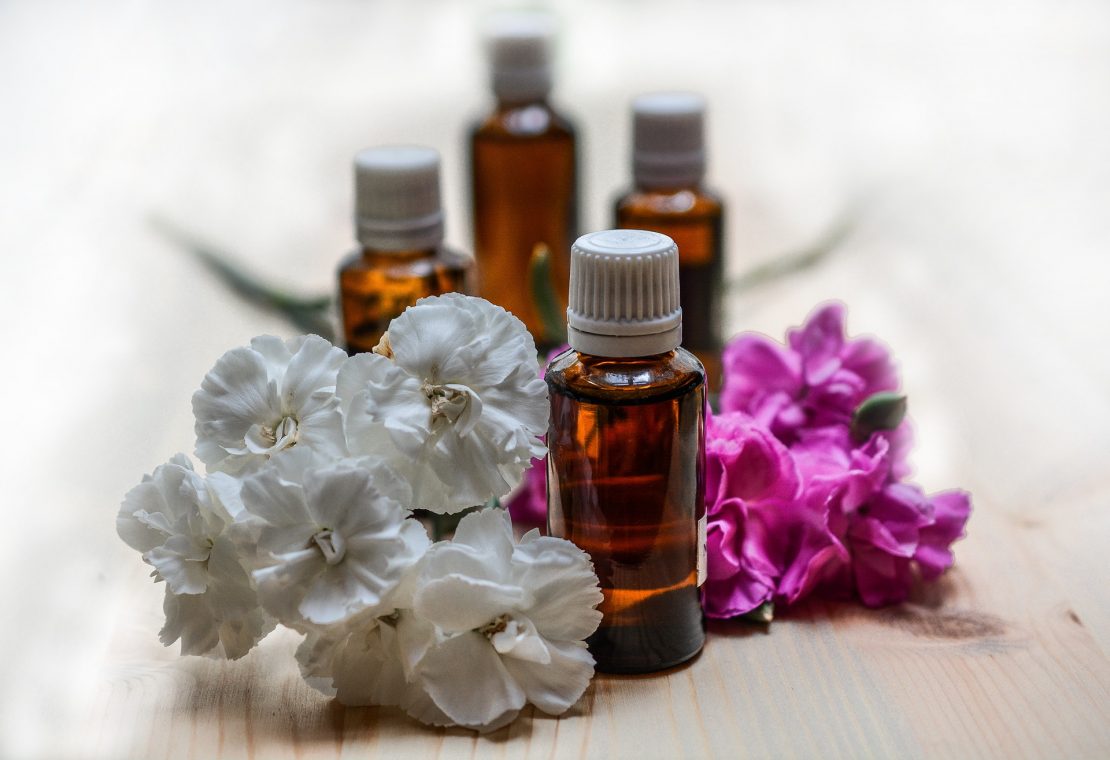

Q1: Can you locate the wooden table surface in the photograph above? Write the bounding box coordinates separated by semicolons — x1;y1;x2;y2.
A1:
2;1;1108;757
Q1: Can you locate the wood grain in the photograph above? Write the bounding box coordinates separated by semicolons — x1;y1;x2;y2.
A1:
1;1;1108;757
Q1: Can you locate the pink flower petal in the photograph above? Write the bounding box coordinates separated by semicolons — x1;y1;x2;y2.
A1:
720;336;801;414
915;489;971;580
788;302;847;386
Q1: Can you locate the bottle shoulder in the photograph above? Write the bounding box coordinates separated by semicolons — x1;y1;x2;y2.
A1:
546;348;705;404
471;101;576;141
339;245;473;275
615;187;723;221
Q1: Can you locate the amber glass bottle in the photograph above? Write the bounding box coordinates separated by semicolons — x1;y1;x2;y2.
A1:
615;92;724;386
546;230;707;674
470;11;577;344
338;146;472;355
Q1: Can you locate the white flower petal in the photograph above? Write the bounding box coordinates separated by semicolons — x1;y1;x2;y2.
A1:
193;336;346;474
245;462;424;628
160;590;220;656
299;565;381;625
449;508;514;569
280;334;347;412
117;456;203;553
418;632;526;730
146;542;209;595
353;456;414;507
122;458;268;660
387;294;485;383
392;293;537;388
512;534;604;642
295;631;339;697
205;537;263;617
254;549;323;627
192;347;282;473
249;334;295;378
339;295;548;513
414;574;528;633
490;617;551;664
205;471;246;523
301;464;401;537
502;639;595;716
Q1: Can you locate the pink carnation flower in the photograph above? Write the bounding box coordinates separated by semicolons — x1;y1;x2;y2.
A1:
701;412;844;618
720;302;900;446
819;480;972;607
709;302;971;613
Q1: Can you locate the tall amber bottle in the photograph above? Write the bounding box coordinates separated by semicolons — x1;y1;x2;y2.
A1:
615;93;724;386
470;11;577;344
338;146;473;355
546;229;707;674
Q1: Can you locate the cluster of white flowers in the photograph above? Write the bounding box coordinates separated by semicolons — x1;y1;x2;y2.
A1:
117;294;602;732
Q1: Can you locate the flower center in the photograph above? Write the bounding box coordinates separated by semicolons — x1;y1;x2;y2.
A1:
476;614;552;663
421;381;483;436
267;415;299;448
477;614;510;638
311;529;346;565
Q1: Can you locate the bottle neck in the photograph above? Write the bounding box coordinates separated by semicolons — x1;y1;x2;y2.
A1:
568;325;682;359
576;348;675;363
494;94;551;111
359;244;440;263
632;179;702;194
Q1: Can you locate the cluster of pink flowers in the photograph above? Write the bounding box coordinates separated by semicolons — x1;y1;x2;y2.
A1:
706;302;969;614
507;302;970;616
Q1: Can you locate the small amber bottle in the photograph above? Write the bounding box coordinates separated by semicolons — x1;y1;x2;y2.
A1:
338;146;473;355
470;11;577;344
615;93;724;386
546;229;707;674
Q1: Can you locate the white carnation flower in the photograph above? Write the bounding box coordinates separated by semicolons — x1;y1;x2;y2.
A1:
337;293;548;513
193;334;349;476
296;610;449;726
409;508;603;731
117;454;270;659
240;450;429;629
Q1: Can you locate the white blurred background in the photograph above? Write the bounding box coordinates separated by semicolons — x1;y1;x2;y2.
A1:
1;1;1108;756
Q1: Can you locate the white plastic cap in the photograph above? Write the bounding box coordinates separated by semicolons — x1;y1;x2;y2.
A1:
567;229;682;358
484;10;554;103
354;145;444;251
632;92;706;189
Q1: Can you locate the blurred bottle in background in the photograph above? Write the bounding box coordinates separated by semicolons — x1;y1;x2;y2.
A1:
338;145;473;355
614;93;724;387
470;10;578;346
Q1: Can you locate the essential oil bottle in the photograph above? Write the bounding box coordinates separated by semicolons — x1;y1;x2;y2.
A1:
546;229;707;674
614;92;724;386
338;145;473;355
470;11;577;345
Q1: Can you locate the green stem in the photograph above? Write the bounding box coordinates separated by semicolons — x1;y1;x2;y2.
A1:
726;213;855;295
149;216;337;341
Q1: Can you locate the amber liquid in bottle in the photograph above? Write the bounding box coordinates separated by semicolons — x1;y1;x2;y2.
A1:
546;348;707;673
471;101;577;345
615;190;724;387
338;246;472;355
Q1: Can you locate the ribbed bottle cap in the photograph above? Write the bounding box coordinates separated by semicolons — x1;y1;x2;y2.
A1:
567;229;682;358
484;10;554;103
354;145;444;251
632;92;706;189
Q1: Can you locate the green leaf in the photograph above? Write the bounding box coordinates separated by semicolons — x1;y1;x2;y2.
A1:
726;212;854;295
851;391;908;442
738;601;774;624
528;244;568;346
150;216;337;341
